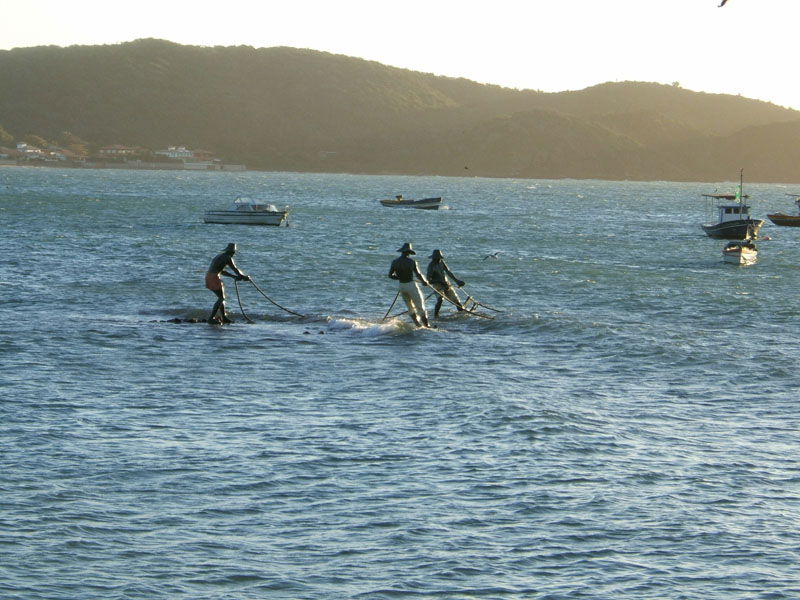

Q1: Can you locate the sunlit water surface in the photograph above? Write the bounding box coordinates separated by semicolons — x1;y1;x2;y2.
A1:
2;167;799;599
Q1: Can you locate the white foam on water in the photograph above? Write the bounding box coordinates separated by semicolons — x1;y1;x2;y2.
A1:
326;316;410;336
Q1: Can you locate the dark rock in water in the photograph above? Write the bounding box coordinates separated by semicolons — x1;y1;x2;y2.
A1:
150;317;208;324
303;331;311;335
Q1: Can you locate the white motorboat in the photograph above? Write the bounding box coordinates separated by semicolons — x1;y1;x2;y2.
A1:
722;239;758;265
203;197;289;226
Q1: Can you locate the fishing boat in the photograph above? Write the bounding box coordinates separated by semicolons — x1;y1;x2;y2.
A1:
722;239;758;265
379;195;443;210
766;194;800;227
701;170;763;240
203;196;289;226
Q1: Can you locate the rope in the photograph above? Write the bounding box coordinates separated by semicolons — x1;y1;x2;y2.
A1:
474;300;503;313
249;279;306;318
233;279;254;323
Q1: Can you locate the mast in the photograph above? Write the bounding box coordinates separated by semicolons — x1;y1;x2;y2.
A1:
739;168;744;205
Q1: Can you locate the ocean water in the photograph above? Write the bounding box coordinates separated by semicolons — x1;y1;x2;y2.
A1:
2;166;799;599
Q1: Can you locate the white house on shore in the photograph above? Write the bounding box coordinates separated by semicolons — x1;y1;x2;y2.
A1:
155;146;195;160
151;145;244;171
99;145;142;158
16;142;44;159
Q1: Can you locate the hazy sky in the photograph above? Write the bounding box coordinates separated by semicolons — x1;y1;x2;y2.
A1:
3;0;799;109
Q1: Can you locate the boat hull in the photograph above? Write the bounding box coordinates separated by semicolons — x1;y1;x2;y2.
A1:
701;218;763;240
722;243;757;265
767;213;800;227
203;211;288;226
379;197;442;210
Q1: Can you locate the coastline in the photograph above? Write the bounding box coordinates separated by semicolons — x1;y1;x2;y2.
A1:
0;159;246;171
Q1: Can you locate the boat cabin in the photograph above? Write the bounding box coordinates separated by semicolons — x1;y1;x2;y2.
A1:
702;194;752;223
232;197;280;212
715;204;752;222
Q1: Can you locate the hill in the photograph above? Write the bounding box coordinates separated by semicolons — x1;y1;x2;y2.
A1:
1;39;799;182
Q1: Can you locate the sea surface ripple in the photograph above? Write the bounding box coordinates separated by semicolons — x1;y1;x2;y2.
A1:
1;167;799;599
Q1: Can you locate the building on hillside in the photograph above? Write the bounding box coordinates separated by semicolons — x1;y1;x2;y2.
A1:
98;145;142;157
50;148;86;162
153;145;235;170
0;146;21;163
155;146;195;160
16;142;45;160
192;149;215;161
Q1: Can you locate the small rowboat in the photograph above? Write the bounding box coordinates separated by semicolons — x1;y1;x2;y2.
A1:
379;195;443;210
766;213;800;227
767;194;800;227
722;240;757;265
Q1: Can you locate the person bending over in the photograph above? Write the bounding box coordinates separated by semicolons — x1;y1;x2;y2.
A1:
205;242;249;324
426;248;465;317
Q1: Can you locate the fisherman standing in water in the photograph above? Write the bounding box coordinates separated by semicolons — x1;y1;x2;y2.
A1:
205;243;249;324
426;249;465;318
388;242;431;328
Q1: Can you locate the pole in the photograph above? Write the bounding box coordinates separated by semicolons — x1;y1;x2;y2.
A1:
388;291;436;320
427;284;494;320
739;167;744;203
456;284;503;312
382;291;400;321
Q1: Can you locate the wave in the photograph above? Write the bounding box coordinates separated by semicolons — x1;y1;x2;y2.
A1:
326;316;409;336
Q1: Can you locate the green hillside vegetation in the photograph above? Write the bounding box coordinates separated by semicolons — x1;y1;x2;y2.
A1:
1;38;799;182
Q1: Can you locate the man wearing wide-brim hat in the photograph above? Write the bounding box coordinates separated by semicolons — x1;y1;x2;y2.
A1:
205;242;249;324
388;242;431;328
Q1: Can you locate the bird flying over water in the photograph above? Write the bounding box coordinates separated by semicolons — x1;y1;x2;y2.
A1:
483;251;502;260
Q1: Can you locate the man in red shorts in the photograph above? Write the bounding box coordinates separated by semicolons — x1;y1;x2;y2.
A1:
205;243;249;324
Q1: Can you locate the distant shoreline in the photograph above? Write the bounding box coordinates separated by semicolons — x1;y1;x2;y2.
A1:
0;159;246;172
3;160;800;186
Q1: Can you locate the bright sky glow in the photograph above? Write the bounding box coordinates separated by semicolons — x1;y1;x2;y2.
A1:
3;0;799;109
